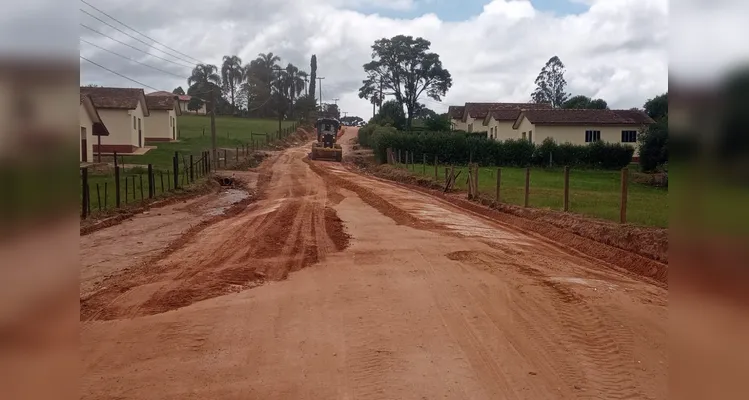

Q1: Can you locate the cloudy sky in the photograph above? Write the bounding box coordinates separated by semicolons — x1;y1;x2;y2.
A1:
78;0;670;118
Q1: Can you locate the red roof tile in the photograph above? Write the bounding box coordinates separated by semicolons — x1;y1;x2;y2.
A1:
146;95;177;111
80;87;145;110
148;91;191;102
464;102;552;119
519;109;655;126
448;105;465;119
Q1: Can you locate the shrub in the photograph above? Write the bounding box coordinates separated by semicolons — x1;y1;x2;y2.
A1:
361;125;633;169
638;117;668;172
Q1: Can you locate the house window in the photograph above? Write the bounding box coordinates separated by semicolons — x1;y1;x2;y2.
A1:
522;132;527;140
80;126;87;140
133;116;136;129
585;130;601;142
529;130;533;143
621;130;637;143
138;118;141;130
468;123;473;133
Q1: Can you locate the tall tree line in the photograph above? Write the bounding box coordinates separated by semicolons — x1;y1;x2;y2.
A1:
183;53;318;119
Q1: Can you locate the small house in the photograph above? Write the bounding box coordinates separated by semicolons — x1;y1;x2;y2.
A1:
79;87;150;154
79;94;109;162
144;95;181;142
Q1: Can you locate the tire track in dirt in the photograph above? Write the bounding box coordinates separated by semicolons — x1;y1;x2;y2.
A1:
446;248;643;399
81;148;351;321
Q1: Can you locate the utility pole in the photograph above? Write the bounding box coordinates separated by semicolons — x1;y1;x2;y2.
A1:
342;111;348;118
317;77;325;110
332;98;339;106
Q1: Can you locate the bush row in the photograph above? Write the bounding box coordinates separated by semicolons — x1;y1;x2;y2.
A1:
359;125;634;169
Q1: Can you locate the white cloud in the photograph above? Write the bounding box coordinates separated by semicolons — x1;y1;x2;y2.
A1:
79;0;669;119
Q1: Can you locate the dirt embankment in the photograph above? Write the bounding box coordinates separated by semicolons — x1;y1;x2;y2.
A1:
349;162;668;286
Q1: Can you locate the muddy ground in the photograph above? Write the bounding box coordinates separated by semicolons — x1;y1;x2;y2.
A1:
81;128;668;399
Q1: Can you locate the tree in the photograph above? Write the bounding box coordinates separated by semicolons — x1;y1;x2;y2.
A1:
562;94;608;110
413;103;438;119
187;97;204;112
320;103;340;119
221;55;244;115
371;99;406;130
359;35;452;130
638;115;668;172
243;53;281;118
187;64;221;112
425;113;451;131
644;92;668;120
309;54;317;104
172;86;185;95
531;56;569;108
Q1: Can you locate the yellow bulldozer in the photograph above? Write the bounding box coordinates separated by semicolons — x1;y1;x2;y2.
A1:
310;117;343;162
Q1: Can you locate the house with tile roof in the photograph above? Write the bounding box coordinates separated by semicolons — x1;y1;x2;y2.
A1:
79;94;110;162
512;108;655;159
144;95;181;142
449;102;552;133
148;91;206;115
79;87;150;154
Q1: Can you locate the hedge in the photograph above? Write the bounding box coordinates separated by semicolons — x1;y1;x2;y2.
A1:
362;125;633;169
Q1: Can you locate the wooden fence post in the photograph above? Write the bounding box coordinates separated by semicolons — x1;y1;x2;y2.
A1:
423;154;426;175
160;171;164;194
148;164;154;198
563;166;570;212
496;168;501;204
467;165;473;199
236;147;239;162
524;167;530;208
398;149;402;165
173;153;179;189
620;167;628;224
224;149;228;167
124;173;129;203
114;165;121;207
434;155;438;180
81;168;88;218
103;182;108;210
139;174;144;200
474;164;480;199
189;155;194;182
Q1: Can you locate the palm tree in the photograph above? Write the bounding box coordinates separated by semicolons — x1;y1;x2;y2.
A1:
187;64;221;113
188;64;221;89
221;55;243;114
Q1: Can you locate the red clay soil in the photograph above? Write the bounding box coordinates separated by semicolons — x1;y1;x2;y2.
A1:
80;179;220;236
81;146;350;322
81;132;667;400
356;164;668;286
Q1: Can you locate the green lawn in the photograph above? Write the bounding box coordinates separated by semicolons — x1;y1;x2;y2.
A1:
118;115;297;170
81;116;296;215
402;163;668;228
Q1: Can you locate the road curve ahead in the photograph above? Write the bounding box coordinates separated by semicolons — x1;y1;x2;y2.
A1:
81;127;667;400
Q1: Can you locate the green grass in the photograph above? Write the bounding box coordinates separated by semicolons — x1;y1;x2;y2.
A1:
82;166;202;213
118;115;297;170
81;116;296;215
403;163;668;228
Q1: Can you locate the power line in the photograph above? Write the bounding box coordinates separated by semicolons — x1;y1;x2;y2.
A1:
81;55;217;103
80;24;194;69
79;8;197;67
80;0;205;65
80;56;161;91
80;38;188;80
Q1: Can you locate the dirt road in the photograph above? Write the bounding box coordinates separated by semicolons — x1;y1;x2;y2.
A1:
81;128;667;399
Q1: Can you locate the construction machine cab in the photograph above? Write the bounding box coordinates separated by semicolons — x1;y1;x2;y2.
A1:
317;118;340;148
310;117;343;162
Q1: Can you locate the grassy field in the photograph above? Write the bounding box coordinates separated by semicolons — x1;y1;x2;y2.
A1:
118;115;297;170
402;163;668;228
81;116;296;215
